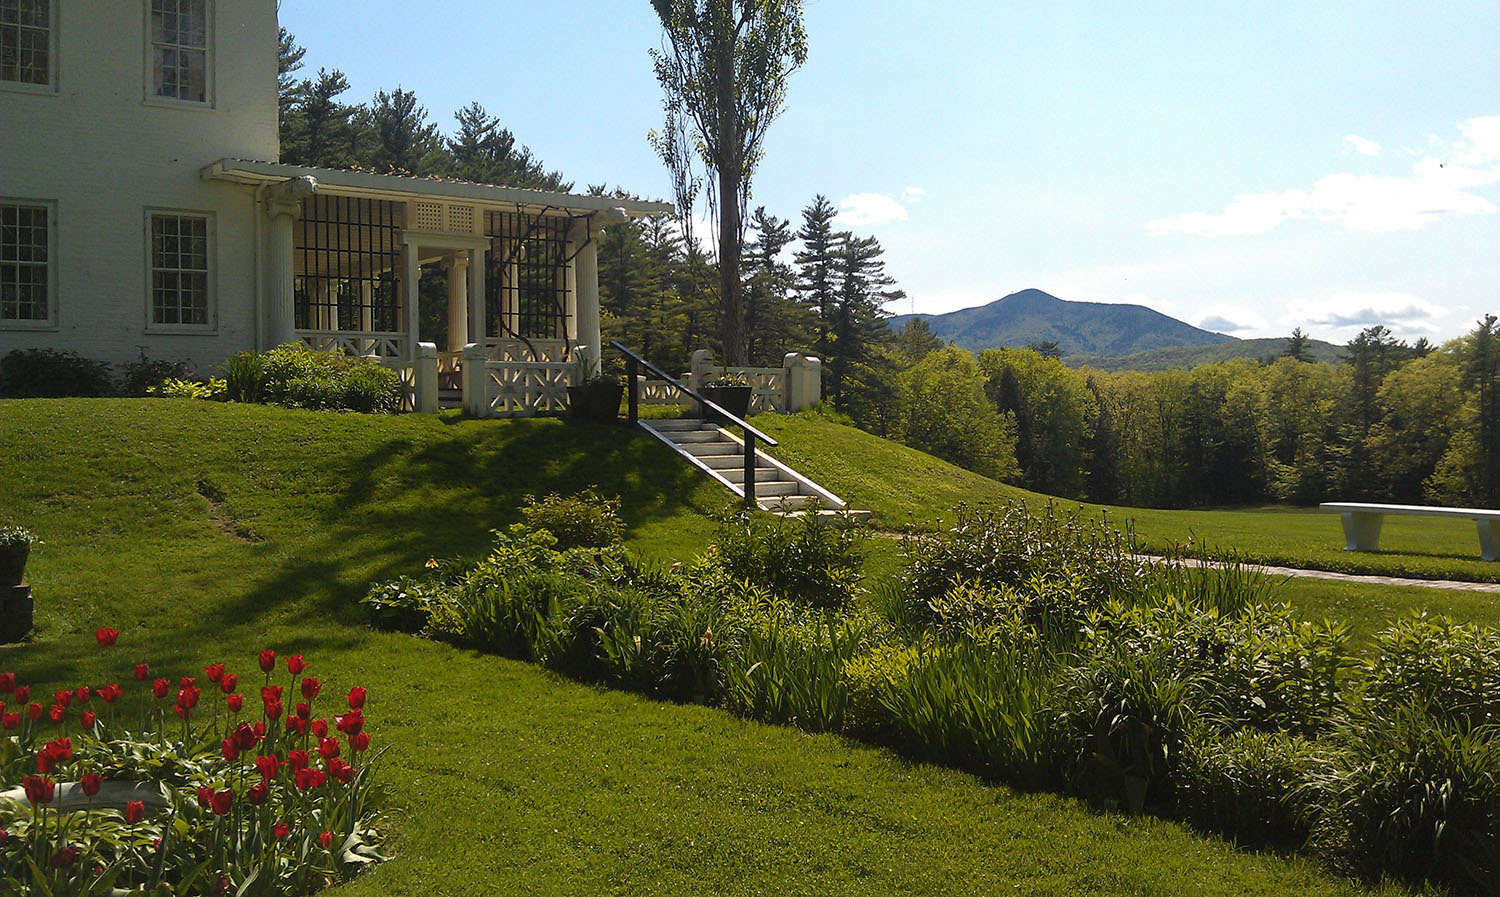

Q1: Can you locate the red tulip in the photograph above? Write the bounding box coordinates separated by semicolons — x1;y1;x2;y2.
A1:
152;678;169;698
36;749;57;775
346;686;367;709
176;686;200;712
233;721;257;750
125;801;145;824
295;701;311;720
317;737;339;759
318;830;334;849
133;663;149;681
210;788;234;816
180;677;195;689
261;685;283;703
301;677;320;700
256;754;281;780
0;828;8;845
328;758;355;784
95;627;119;647
204;663;225;684
219;673;237;694
81;710;96;729
13;684;28;702
196;786;215;809
264;700;283;720
49;845;79;868
258;649;276;673
253;721;267;738
73;686;90;704
288;750;309;772
312;718;328;739
1;713;18;730
226;693;244;713
335;709;364;736
295;767;326;791
286;655;307;676
48;704;64;723
0;673;13;692
273;821;290;840
23;775;55;805
221;738;239;761
286;716;307;735
27;702;42;721
246;780;270;805
81;773;102;796
98;684;123;704
350;731;370;753
54;689;71;708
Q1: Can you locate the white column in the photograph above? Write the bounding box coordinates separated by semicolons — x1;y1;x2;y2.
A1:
443;255;469;353
467;246;486;345
413;341;439;414
564;238;579;342
403;242;421;362
574;236;601;375
359;282;373;333
1339;511;1383;552
504;256;520;337
265;199;301;349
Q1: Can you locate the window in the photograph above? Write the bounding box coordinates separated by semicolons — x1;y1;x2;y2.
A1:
0;201;53;326
149;0;209;103
148;212;212;328
0;0;52;87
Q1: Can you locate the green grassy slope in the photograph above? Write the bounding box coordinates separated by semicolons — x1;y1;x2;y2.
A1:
0;399;1428;896
756;414;1500;585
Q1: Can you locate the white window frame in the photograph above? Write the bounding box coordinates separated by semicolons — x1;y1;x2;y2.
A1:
0;0;58;94
144;208;216;334
0;197;58;331
143;0;213;109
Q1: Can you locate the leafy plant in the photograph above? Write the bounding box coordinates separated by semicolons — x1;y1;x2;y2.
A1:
520;489;624;550
0;526;37;549
220;345;400;413
147;377;227;400
120;352;194;396
710;508;865;610
0;349;114;398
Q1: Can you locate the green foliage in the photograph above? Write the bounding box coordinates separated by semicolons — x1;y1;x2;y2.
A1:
221;345;400;413
147;377;227;400
1177;728;1319;848
0;348;114;397
710;507;865;610
520;489;625;550
0;525;37;549
894;346;1019;481
120;353;194;396
722;608;873;732
1360;614;1500;731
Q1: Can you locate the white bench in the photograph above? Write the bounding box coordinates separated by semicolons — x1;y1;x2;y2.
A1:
1320;502;1500;561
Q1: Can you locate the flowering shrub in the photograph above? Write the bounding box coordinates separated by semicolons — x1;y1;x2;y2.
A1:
0;634;382;896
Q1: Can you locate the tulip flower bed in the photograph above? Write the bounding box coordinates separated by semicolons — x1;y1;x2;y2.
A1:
0;632;382;896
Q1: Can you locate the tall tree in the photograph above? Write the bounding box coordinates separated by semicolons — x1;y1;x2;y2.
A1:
650;0;808;364
277;28;307;152
282;69;361;168
793;195;838;358
1282;327;1311;362
742;206;808;364
367;88;443;175
446;102;569;191
827;232;899;406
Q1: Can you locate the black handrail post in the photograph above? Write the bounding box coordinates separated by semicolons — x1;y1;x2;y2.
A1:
744;431;756;508
626;354;638;425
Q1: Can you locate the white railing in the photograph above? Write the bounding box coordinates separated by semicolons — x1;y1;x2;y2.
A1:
483;338;570;363
637;378;690;405
296;330;407;359
687;350;821;414
380;360;417;412
461;343;576;417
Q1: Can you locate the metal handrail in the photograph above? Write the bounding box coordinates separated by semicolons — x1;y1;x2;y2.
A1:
611;340;778;508
609;341;778;446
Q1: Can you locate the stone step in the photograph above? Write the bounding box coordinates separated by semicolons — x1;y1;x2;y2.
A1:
682;441;743;457
699;452;773;470
668;429;727;444
651;418;713;432
750;481;801;498
719;467;781;484
758;493;819;510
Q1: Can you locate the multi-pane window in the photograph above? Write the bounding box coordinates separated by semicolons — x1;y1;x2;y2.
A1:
0;202;51;324
149;0;208;103
0;0;51;86
149;213;210;327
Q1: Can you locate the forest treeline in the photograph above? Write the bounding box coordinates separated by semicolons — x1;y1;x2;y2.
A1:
276;31;1499;511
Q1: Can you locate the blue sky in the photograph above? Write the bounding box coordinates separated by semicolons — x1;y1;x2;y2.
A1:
280;1;1499;345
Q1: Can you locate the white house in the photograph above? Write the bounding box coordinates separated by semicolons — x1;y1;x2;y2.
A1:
0;0;672;410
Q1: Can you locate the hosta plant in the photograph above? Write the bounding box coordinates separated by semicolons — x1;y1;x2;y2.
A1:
0;632;384;896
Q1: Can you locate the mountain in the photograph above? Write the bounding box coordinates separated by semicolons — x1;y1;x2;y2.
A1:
1065;337;1343;372
887;289;1235;358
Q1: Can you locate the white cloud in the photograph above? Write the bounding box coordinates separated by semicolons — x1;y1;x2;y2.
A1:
1194;305;1267;333
1287;290;1448;333
1344;134;1382;156
837;192;910;227
902;186;926;204
1148;115;1500;236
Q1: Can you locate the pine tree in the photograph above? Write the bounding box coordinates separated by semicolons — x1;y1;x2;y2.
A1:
1283;327;1311;362
366;89;444;175
282;69;361;168
793;195;838;358
446;102;569;191
827;232;899;406
277;28;307;153
743;207;809;364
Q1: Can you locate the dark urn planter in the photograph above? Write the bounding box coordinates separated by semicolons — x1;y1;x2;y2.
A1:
0;544;27;588
585;382;623;424
567;385;592;420
699;386;753;425
0;584;32;644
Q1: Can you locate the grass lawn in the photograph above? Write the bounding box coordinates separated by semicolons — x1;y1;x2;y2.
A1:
0;398;1436;896
756;414;1500;584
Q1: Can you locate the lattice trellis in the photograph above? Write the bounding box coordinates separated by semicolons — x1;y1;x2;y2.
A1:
379;360;417;412
485;361;571;416
638;379;689;405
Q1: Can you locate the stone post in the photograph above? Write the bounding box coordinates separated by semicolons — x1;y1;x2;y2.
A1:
461;342;488;417
804;355;822;408
413;341;439;414
690;349;714;391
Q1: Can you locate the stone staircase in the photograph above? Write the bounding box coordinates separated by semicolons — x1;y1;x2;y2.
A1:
640;418;866;520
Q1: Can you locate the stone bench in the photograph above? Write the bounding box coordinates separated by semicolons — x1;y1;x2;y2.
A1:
1320;502;1500;561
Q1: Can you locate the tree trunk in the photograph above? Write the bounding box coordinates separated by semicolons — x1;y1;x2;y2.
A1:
715;35;747;365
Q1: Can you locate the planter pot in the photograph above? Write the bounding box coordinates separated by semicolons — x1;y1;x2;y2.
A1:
0;584;32;644
566;385;592;421
699;386;753;425
585;382;623;424
0;543;27;588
